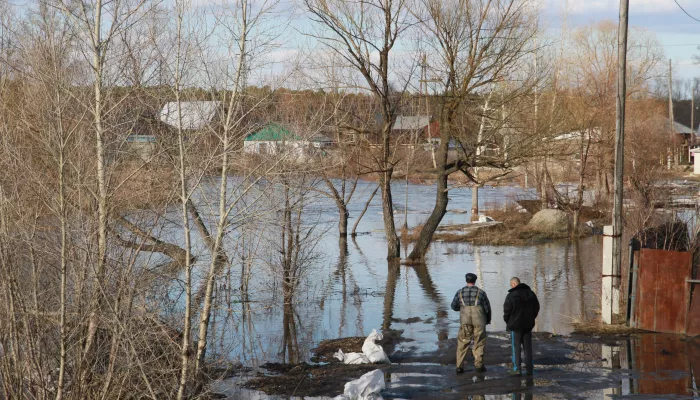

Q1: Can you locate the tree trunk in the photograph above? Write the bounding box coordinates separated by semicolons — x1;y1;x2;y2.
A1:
407;134;450;261
338;204;348;237
471;185;479;221
82;0;107;386
379;171;400;259
57;131;67;400
352;186;378;236
323;177;357;238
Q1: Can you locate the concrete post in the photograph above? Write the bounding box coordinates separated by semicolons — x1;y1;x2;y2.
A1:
602;225;621;324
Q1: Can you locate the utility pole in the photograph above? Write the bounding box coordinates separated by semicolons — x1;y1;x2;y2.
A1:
668;59;674;169
691;81;695;147
604;0;628;325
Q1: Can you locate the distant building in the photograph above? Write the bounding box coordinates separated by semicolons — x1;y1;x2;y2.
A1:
661;118;694;164
125;134;157;161
392;115;440;145
691;148;700;175
159;101;222;131
243;124;331;160
552;127;601;142
308;133;334;150
124;101;223;161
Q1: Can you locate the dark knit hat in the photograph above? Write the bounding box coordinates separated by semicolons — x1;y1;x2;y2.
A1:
465;273;477;283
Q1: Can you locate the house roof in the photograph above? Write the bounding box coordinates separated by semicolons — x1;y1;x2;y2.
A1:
160;101;221;130
667;119;693;135
245;124;300;141
393;116;431;130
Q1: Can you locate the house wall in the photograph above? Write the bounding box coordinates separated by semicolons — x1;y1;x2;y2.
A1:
243;140;311;161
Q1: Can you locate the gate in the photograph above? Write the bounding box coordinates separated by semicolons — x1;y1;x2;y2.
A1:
687;266;700;336
634;249;693;334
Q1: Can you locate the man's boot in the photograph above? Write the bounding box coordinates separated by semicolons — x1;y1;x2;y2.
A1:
476;366;487;373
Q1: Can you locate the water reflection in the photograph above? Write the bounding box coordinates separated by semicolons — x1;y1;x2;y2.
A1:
410;262;449;341
193;182;607;368
573;241;585;322
335;237;349;336
627;334;699;397
281;303;299;364
382;260;400;331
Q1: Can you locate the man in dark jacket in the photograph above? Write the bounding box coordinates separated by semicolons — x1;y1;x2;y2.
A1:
503;277;540;376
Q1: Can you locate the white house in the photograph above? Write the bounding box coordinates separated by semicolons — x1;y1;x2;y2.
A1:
691;148;700;175
159;101;221;130
244;124;330;160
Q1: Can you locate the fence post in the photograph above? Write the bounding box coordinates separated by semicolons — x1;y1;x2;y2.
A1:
603;225;621;324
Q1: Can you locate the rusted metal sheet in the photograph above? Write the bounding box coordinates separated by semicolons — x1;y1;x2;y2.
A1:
633;335;694;396
636;249;691;334
687;268;700;336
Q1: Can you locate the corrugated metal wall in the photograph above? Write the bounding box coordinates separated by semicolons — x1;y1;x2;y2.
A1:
635;249;692;334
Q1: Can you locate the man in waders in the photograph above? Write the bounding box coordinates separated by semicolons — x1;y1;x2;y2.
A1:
503;277;540;376
451;273;491;374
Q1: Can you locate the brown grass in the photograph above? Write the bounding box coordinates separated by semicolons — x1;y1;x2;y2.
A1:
570;319;643;335
311;337;365;362
401;205;596;246
466;224;575;245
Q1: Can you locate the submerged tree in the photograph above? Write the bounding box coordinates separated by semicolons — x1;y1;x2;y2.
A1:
304;0;414;259
408;0;540;260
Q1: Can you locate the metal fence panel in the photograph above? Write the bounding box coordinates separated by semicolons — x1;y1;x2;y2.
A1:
636;249;691;334
687;268;700;336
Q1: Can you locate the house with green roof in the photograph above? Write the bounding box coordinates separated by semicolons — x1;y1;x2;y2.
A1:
243;124;332;159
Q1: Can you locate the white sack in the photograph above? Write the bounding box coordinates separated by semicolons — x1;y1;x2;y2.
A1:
361;329;390;364
342;369;385;400
333;349;370;365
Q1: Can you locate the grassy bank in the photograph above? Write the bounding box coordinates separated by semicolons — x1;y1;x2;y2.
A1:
403;206;593;246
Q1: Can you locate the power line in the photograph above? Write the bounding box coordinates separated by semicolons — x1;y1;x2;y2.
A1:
675;0;700;23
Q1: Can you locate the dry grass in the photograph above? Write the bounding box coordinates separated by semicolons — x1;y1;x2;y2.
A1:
470;226;565;245
402;205;596;246
312;337;365;362
570;320;643;335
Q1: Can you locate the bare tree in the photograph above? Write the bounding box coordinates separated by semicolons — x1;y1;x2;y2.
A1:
564;21;663;199
408;0;539;260
304;0;414;259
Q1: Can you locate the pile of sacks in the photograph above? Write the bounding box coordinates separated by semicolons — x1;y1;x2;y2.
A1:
330;329;390;400
332;329;391;365
332;369;385;400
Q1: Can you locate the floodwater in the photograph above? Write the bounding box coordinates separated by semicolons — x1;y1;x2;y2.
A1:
156;180;698;398
194;181;603;367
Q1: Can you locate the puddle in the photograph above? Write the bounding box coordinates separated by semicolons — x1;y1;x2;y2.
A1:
212;333;699;399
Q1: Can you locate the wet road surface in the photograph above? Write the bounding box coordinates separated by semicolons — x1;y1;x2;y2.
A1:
212;332;699;399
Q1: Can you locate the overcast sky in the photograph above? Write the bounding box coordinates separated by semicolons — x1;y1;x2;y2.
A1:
543;0;700;79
